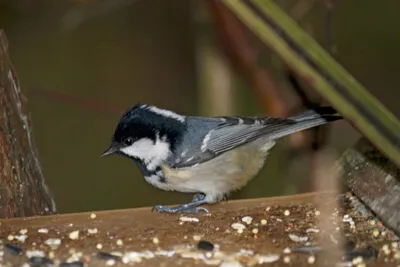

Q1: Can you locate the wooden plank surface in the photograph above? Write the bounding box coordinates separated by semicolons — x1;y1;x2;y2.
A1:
0;192;398;266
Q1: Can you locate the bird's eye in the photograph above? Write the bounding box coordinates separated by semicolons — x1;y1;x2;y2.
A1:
123;137;134;146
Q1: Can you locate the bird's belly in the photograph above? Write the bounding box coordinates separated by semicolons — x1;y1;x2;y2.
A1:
161;140;275;203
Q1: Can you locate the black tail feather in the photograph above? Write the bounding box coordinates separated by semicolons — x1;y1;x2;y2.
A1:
290;106;342;122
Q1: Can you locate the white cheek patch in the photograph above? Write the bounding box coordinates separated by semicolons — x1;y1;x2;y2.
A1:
120;135;171;171
120;138;154;160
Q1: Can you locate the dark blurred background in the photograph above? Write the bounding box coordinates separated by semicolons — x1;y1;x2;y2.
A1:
0;0;398;214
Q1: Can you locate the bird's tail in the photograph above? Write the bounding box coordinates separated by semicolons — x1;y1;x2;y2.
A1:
290;106;340;121
265;107;342;140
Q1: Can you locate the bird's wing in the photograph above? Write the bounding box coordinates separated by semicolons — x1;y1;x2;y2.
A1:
171;116;295;168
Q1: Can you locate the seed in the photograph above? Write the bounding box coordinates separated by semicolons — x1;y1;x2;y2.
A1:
106;259;116;266
69;230;80;240
19;229;28;235
96;251;121;260
197;240;214;251
4;243;23;255
179;216;199;223
241;216;253;225
193;235;201;241
372;229;380;237
59;261;84;267
29;256;54;265
88;228;98;234
307;255;316;264
231;223;246;230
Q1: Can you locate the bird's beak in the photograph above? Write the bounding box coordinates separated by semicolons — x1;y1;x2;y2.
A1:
101;144;119;157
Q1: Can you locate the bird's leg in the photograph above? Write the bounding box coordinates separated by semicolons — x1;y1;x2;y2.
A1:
152;195;209;214
222;193;230;202
192;192;206;202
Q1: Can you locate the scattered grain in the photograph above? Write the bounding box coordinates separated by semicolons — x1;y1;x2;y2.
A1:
179;216;199;223
69;230;80;240
283;255;291;263
241;216;253;225
19;229;28;235
307;255;316;264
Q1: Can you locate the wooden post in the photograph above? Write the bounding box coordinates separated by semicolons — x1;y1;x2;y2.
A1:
0;29;55;218
341;137;400;235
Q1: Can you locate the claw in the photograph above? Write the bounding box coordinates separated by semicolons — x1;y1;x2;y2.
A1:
152;196;209;214
194;207;209;213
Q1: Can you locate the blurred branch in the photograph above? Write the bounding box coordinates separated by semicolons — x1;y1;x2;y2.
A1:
62;0;139;30
222;0;400;168
290;0;318;21
208;0;287;117
0;30;55;218
31;87;125;114
287;71;327;151
323;0;336;54
210;1;333;193
193;1;235;116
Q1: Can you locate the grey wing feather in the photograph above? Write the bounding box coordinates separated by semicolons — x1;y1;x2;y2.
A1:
171;108;341;169
172;116;295;168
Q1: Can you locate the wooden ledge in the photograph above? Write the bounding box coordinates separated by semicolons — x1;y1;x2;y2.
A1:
0;192;397;266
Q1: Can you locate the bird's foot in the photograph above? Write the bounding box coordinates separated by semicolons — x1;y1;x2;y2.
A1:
152;197;209;214
152;204;208;214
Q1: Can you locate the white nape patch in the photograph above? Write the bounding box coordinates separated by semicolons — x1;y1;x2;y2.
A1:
201;131;213;152
120;133;171;171
146;106;185;122
238;118;244;124
181;148;188;157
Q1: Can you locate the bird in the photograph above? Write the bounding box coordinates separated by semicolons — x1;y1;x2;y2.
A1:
101;103;342;214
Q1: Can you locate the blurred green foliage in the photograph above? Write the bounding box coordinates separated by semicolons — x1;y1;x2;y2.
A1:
223;0;400;167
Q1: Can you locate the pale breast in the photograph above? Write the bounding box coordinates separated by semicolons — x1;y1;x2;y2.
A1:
160;140;275;203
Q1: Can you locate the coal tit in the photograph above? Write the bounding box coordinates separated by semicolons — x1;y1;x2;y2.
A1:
102;104;341;214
